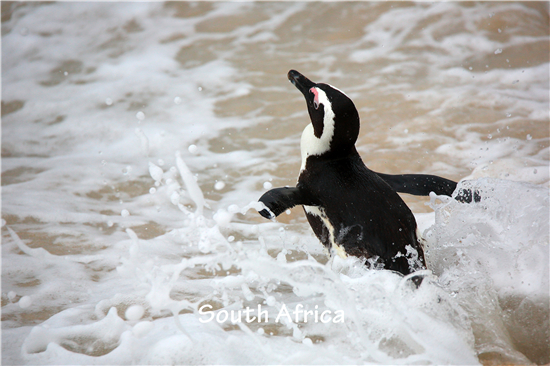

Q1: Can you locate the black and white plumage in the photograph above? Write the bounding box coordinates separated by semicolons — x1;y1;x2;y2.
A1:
258;70;461;276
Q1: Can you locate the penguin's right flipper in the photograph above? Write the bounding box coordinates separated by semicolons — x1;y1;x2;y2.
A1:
258;187;317;219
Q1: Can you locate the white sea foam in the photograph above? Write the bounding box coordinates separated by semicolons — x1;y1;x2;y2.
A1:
2;2;548;365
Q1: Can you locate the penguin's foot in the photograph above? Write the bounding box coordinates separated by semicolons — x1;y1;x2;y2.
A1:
455;188;481;203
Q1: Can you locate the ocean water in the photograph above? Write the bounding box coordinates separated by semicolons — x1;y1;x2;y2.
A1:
2;2;549;365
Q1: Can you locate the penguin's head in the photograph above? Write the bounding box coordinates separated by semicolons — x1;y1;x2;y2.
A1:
288;70;360;165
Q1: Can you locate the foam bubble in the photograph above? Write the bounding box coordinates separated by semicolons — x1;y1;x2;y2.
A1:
132;321;154;338
176;151;204;216
213;209;232;228
19;296;32;309
227;204;240;213
266;296;276;306
125;305;145;321
148;162;163;182
135;128;149;156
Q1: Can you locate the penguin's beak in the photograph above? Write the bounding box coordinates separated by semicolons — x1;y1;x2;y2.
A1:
288;70;316;97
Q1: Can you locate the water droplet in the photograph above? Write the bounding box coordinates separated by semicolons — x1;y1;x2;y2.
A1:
188;144;198;154
149;187;156;194
136;111;145;120
121;209;130;217
105;98;113;106
19;296;32;309
174;96;182;105
533;169;538;174
263;182;273;189
198;86;203;92
498;28;501;33
64;71;68;76
487;134;492;139
506;112;512;118
125;305;145;321
214;181;225;190
227;204;239;213
469;66;473;70
526;134;532;140
494;48;502;54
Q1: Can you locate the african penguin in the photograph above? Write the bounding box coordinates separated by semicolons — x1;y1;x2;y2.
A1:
258;70;465;276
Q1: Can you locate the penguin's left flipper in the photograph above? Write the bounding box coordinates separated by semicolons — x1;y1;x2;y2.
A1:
258;187;317;219
376;172;480;202
376;172;457;196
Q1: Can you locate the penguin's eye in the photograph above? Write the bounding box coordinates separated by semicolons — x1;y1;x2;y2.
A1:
309;87;320;110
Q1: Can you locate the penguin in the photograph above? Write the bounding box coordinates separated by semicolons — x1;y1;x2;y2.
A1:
258;70;466;276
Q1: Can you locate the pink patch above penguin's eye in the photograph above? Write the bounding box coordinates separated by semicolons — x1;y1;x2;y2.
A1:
310;87;320;109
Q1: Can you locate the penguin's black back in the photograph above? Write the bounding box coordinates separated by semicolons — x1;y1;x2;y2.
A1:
298;150;425;275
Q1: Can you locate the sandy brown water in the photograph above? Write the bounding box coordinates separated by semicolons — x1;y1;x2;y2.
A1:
2;2;549;365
